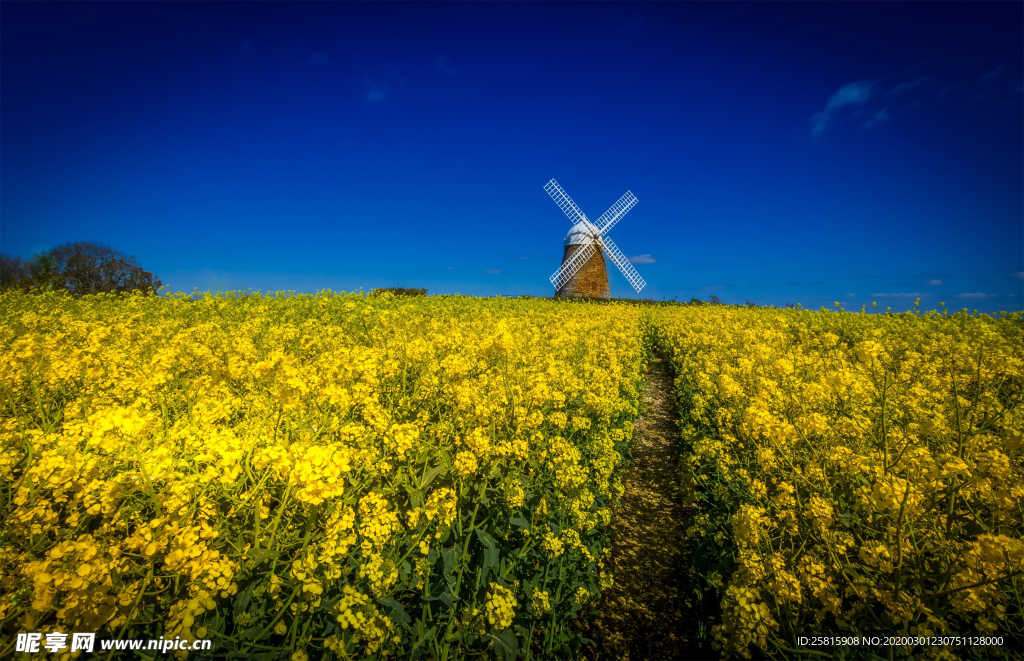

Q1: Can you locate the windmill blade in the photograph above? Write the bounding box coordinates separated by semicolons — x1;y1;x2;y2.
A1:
549;241;597;290
544;179;588;225
593;190;638;235
600;236;647;293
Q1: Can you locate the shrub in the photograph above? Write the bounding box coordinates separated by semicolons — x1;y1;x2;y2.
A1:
370;287;427;297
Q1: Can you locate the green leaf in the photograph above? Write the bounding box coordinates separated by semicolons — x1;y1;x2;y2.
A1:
509;517;530;530
424;586;455;608
377;597;412;623
475;528;496;549
496;628;519;658
234;582;254;616
476;528;500;569
403;483;424;507
442;547;456;575
486;628;519;660
420;464;446;490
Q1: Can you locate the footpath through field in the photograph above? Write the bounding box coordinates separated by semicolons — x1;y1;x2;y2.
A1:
583;347;713;660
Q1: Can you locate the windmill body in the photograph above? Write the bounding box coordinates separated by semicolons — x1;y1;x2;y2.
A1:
558;221;610;298
543;179;647;298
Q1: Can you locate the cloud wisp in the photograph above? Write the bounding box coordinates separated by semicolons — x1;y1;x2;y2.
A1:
626;254;655;264
306;52;329;65
434;56;457;76
927;279;944;286
621;14;645;34
1011;271;1024;280
887;76;929;96
701;285;725;291
981;65;1004;82
483;269;502;274
956;292;996;299
811;80;874;136
864;108;890;129
871;292;923;298
364;77;390;103
362;62;404;103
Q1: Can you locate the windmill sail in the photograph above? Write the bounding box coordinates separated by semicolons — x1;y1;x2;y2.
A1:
598;236;647;293
544;178;646;296
543;179;588;225
549;241;597;290
593;191;638;235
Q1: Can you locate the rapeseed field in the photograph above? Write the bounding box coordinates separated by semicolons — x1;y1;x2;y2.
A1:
0;290;646;659
656;303;1023;659
2;290;1021;659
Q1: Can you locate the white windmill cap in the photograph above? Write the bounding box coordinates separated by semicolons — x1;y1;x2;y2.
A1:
564;220;597;246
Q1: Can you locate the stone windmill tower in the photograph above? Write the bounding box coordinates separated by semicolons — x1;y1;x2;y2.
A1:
544;179;646;298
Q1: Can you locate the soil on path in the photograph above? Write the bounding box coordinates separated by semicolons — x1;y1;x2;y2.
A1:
583;348;712;660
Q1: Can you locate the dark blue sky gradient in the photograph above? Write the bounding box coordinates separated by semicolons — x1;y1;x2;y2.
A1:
2;2;1021;309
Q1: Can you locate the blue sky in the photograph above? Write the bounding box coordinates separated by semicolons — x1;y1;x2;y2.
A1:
2;2;1021;310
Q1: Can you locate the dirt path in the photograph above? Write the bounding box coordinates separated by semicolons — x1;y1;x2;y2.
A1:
584;348;711;660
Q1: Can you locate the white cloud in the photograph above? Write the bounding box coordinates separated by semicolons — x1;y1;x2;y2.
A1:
845;293;856;298
812;80;874;136
445;266;455;270
701;285;725;291
927;279;944;286
483;269;502;274
1011;271;1024;279
434;56;457;76
955;292;996;299
864;108;890;129
627;254;655;264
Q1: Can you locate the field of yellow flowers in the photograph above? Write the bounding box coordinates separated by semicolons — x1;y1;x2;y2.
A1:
656;304;1024;659
0;290;648;660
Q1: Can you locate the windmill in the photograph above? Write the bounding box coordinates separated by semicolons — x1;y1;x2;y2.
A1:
544;178;646;298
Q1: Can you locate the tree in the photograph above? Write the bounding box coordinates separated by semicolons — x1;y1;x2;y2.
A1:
370;287;427;297
0;253;29;290
0;241;162;295
0;251;57;291
707;294;722;306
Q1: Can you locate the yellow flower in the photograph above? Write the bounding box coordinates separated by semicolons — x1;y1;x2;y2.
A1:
485;582;517;630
